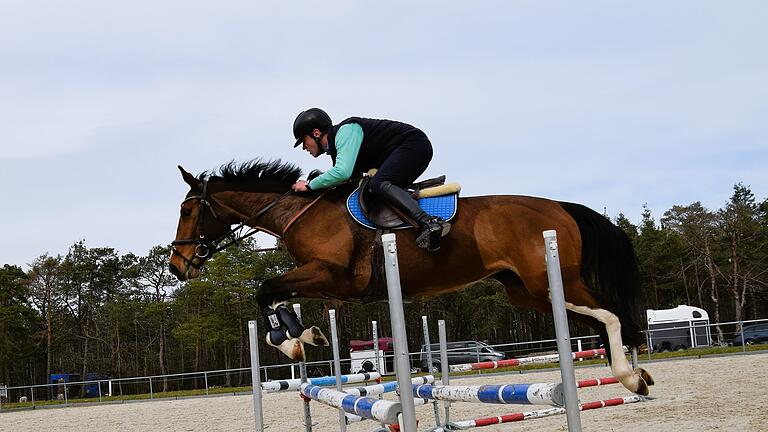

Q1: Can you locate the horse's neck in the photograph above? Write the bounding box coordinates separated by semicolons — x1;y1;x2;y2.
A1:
215;189;313;237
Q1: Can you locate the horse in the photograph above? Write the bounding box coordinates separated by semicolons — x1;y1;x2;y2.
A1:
168;160;654;395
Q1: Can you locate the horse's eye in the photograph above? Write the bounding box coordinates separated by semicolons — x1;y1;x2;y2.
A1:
181;207;192;217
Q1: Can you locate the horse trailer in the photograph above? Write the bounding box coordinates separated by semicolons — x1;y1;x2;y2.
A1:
646;305;712;352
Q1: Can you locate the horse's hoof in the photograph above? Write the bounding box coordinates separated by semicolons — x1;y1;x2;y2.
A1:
636;367;655;386
300;326;329;347
634;376;650;396
267;336;305;362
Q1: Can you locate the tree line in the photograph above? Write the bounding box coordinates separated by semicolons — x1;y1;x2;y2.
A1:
0;183;765;393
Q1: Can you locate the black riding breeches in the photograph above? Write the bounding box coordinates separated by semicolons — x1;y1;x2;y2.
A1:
366;133;433;195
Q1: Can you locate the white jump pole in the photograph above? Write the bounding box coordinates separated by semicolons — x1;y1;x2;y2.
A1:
543;230;582;432
381;233;418;431
372;320;386;430
293;304;314;432
438;320;452;426
422;316;442;427
329;309;348;432
248;320;264;431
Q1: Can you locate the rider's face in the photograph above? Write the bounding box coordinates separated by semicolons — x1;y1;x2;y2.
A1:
300;129;324;158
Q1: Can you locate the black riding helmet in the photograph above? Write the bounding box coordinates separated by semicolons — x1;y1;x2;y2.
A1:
293;108;332;148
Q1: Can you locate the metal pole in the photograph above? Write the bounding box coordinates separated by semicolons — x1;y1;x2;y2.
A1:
631;347;639;369
372;320;386;430
475;343;481;375
149;377;153;399
204;372;209;396
64;382;68;406
438;319;451;425
646;331;652;361
31;385;35;408
248;320;265;431
98;380;102;402
293;304;314;432
381;233;418;431
422;315;441;426
543;230;582;432
740;321;746;353
372;321;381;377
329;309;347;432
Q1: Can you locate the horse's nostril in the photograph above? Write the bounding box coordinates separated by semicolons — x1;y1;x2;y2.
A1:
169;264;181;278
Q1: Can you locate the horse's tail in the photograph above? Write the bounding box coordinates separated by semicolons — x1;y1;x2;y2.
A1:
558;202;644;348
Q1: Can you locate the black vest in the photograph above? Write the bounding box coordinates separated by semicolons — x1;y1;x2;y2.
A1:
326;117;424;177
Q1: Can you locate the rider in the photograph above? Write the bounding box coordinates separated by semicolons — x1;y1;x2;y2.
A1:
291;107;450;251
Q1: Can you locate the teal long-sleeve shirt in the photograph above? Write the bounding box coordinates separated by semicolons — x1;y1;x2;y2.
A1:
308;123;363;190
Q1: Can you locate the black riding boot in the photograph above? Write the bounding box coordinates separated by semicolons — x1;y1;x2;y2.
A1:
377;183;450;251
275;304;306;339
263;306;288;346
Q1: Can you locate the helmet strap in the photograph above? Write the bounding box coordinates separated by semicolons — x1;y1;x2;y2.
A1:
312;132;327;154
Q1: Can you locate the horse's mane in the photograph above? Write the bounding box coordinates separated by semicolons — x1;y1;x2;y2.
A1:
198;159;303;186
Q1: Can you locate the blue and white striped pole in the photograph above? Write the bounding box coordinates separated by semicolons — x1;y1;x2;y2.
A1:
412;382;563;406
261;372;381;393
300;384;402;424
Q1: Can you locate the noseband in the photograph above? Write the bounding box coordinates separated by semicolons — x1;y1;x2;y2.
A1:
171;180;291;269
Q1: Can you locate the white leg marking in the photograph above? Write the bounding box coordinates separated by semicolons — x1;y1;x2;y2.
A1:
564;302;639;392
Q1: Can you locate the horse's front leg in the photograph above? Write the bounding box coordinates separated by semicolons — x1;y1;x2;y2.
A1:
256;259;350;361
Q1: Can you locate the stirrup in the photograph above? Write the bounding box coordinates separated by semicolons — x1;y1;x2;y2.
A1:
416;219;451;251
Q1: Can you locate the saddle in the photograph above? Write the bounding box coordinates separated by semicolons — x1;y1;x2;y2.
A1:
347;174;461;230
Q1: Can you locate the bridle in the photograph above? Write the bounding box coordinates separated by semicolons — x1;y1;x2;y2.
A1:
170;180;292;269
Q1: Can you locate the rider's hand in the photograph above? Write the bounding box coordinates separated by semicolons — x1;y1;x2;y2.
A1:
292;180;310;192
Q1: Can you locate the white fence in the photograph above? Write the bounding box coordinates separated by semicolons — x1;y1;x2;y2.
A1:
0;318;765;412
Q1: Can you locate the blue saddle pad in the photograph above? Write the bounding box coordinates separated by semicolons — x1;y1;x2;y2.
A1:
346;189;458;230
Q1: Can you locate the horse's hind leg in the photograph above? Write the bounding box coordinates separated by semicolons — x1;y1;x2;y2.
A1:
564;302;654;395
502;269;654;396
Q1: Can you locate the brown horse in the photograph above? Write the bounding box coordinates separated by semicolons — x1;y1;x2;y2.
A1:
169;160;654;395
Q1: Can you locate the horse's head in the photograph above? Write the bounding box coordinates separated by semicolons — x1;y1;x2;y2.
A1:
169;160;306;280
169;166;235;281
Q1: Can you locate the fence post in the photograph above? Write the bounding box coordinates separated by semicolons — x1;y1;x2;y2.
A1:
422;315;441;427
646;331;652;361
293;304;314;432
543;230;582;432
329;309;347;432
372;321;381;375
438;319;451;425
149;377;153;399
248;320;265;431
381;233;418;431
204;372;209;396
64;382;68;406
740;321;746;353
31;386;35;408
98;380;102;402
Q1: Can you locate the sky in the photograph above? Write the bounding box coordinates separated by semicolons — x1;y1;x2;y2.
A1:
1;1;766;267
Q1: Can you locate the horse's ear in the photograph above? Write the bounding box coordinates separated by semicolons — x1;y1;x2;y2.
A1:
178;165;199;188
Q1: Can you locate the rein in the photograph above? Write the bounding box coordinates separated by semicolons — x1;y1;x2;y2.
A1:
171;181;292;268
171;178;345;268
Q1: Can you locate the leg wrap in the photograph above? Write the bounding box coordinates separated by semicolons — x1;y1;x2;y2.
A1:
276;304;306;339
263;307;288;346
